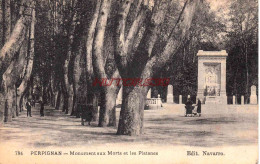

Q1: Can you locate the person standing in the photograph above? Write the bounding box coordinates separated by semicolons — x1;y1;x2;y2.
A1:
26;100;32;117
185;98;193;117
197;99;201;117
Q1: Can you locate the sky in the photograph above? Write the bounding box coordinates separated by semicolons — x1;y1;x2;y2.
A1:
208;0;230;12
207;0;232;29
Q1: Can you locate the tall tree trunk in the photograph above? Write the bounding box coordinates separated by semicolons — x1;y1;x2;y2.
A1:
115;0;200;136
0;0;25;123
98;86;118;127
0;0;33;122
61;79;68;113
1;0;11;45
53;90;58;107
91;0;121;127
62;42;73;114
1;86;16;122
96;81;120;126
108;101;116;126
15;87;18;116
117;87;146;135
2;0;6;45
17;3;35;113
0;0;32;76
11;88;16;118
2;34;29;120
61;83;72;114
48;77;55;106
62;4;79;114
55;89;61;110
59;92;64;111
0;94;4;124
4;99;10;122
18;86;28;112
91;92;98;121
68;85;73;114
5;0;11;41
5;88;14;121
49;86;55;106
245;43;249;99
71;44;83;116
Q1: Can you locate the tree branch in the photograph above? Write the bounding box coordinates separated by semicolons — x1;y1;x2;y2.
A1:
125;3;148;56
126;0;169;78
0;0;33;81
92;0;112;79
17;3;35;96
114;0;133;74
141;0;200;80
86;0;101;80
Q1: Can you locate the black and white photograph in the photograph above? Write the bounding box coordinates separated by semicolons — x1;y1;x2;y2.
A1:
0;0;258;163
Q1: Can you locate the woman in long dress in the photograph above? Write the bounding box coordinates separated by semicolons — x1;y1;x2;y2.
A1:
185;98;193;116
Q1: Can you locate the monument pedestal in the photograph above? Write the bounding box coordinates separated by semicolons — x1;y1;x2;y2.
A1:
167;94;174;103
166;85;174;103
197;89;205;104
205;95;227;105
196;50;228;105
250;85;257;105
250;95;257;104
205;96;217;105
219;95;227;105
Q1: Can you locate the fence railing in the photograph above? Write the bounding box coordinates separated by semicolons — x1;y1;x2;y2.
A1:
165;95;257;105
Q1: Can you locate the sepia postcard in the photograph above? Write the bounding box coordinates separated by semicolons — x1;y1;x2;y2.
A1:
0;0;258;163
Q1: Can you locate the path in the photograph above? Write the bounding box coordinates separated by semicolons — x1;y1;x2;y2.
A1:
0;104;257;148
0;104;258;164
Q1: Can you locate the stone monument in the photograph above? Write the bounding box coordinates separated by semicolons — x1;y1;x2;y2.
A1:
241;95;244;105
147;88;151;99
197;50;228;104
166;85;174;103
179;95;182;104
250;85;257;104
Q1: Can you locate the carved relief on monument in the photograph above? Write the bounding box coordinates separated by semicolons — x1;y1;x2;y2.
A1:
204;64;221;96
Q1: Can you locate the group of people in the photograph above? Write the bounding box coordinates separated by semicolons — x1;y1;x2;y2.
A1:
185;98;201;117
25;99;45;117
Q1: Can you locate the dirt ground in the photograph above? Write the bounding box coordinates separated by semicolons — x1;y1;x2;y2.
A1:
0;103;258;164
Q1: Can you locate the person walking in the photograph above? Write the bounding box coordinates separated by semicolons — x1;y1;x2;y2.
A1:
26;100;32;117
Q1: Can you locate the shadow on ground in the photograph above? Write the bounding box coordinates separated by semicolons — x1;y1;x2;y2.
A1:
0;105;258;148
